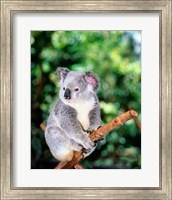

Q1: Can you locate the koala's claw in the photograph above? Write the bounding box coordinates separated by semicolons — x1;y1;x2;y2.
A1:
86;130;92;134
93;142;97;147
97;137;104;142
83;148;91;154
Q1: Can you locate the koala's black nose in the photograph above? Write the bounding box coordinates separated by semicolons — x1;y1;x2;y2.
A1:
64;88;71;99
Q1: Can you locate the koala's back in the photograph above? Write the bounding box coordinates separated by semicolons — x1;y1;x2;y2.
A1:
48;99;76;124
45;100;77;161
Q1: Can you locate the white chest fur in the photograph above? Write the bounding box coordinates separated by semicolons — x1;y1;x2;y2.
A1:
71;99;95;131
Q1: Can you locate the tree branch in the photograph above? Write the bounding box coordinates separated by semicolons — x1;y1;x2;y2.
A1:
40;110;138;169
128;106;141;131
89;110;138;141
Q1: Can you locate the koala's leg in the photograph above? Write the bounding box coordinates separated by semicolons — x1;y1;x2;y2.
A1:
83;145;97;158
45;126;82;161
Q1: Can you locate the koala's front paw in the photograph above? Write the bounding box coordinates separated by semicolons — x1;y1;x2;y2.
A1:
85;126;101;135
94;137;104;144
86;130;92;134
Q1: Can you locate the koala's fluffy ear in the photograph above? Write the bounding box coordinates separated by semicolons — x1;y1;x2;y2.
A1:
85;72;100;91
57;67;70;82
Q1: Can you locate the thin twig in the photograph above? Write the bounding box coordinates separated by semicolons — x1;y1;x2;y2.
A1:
128;106;141;131
74;163;85;169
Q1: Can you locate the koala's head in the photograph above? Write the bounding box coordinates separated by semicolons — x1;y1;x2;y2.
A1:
57;67;99;105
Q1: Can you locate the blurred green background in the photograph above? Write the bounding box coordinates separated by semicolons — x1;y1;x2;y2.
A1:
31;31;141;169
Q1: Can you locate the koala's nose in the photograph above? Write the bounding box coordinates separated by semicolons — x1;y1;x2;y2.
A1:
64;88;71;99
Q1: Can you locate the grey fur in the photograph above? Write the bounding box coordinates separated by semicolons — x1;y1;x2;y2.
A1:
45;67;102;161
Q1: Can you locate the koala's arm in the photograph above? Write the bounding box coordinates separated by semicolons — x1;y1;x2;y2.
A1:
88;105;102;132
56;104;94;150
88;105;106;144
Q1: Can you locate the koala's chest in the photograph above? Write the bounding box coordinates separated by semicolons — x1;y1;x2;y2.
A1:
72;101;94;131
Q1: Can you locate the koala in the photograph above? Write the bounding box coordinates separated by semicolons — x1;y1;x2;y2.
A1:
45;67;102;162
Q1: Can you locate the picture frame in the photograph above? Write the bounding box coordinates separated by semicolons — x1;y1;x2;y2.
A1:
0;0;171;199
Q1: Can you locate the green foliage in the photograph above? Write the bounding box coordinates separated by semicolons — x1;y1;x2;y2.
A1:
31;31;141;169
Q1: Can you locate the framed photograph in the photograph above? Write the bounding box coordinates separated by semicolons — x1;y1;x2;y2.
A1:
0;0;171;199
31;30;141;171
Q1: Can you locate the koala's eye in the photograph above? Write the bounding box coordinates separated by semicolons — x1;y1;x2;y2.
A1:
63;87;65;90
74;88;79;92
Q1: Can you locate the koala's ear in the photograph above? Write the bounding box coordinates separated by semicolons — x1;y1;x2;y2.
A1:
56;67;70;82
84;72;100;91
